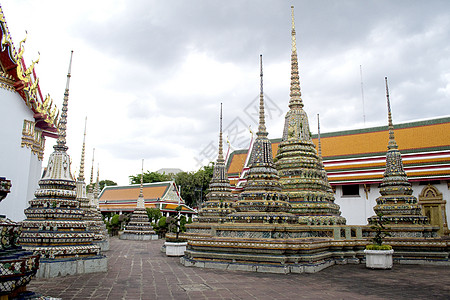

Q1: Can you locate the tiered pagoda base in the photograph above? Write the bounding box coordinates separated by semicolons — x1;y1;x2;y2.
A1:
88;209;110;251
182;223;450;273
94;239;110;252
119;208;158;241
182;223;366;274
0;216;40;298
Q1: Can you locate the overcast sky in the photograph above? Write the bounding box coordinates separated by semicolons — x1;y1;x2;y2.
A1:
3;0;449;185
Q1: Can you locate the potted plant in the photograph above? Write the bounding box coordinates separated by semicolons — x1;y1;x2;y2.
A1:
364;212;394;269
164;206;188;256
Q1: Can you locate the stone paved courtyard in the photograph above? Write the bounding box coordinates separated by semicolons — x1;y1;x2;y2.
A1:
27;237;450;299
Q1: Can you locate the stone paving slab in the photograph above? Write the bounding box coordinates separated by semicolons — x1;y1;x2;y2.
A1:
27;237;450;299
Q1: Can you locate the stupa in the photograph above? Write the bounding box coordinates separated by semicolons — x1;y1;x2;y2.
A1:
119;160;158;240
367;78;429;233
182;104;236;240
76;123;109;252
226;55;296;225
19;51;107;278
183;56;345;274
197;104;235;223
275;6;345;225
0;177;40;298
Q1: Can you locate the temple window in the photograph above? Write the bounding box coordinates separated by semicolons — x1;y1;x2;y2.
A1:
342;184;360;197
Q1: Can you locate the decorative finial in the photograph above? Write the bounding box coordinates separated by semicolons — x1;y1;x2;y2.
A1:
93;163;100;205
218;103;224;162
77;116;87;181
90;148;95;186
288;6;303;109
291;5;296;53
139;159;144;198
385;77;398;150
54;50;74;152
258;54;267;137
95;164;100;191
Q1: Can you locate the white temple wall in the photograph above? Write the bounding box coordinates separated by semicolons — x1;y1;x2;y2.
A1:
334;182;450;227
0;88;42;221
334;184;376;225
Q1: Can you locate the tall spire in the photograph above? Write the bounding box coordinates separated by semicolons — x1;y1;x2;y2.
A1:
317;113;322;161
275;6;345;225
218;103;224;162
90;148;95;186
258;54;267;137
197;103;235;223
77;116;87;182
54;50;73;152
368;77;428;226
385;77;398;150
289;6;303;109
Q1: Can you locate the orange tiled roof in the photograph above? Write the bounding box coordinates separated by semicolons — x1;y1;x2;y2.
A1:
100;185;167;201
226;117;450;184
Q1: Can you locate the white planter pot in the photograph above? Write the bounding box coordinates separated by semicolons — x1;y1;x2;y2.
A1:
165;242;187;257
364;249;394;269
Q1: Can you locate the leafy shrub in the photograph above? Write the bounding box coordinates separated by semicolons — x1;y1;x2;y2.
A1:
366;244;393;250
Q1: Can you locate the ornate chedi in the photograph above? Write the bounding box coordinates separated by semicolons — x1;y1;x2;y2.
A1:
183;56;347;274
227;56;296;224
0;177;40;298
120;160;158;240
76;122;109;252
197;104;235;223
361;78;450;265
275;6;345;225
182;104;237;240
19;52;107;278
368;78;429;232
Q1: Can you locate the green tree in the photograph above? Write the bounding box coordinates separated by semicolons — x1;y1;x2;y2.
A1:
99;179;117;191
129;171;171;184
146;207;162;223
174;163;214;208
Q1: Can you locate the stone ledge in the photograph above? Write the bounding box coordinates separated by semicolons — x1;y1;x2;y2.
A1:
180;256;336;274
36;255;108;278
94;239;110;252
119;233;158;241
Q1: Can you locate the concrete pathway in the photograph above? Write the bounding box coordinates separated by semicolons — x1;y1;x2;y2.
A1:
27;237;450;299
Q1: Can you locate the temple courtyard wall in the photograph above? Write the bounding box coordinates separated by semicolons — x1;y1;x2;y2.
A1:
0;87;43;222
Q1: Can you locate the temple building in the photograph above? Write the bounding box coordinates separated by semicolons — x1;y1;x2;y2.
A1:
0;6;58;222
99;181;196;217
274;7;345;225
19;51;107;278
120;160;158;240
